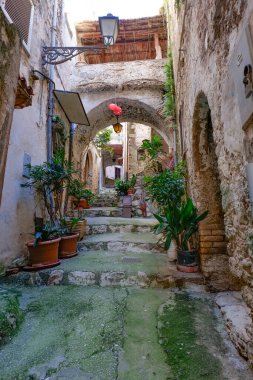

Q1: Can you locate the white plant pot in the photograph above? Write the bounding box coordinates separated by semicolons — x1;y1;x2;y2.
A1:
167;240;177;262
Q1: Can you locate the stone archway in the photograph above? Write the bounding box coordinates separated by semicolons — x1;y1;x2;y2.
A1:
191;92;228;287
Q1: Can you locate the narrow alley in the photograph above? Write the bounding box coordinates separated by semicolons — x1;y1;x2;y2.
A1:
1;0;253;379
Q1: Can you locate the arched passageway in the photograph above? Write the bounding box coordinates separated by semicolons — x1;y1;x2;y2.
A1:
192;92;227;282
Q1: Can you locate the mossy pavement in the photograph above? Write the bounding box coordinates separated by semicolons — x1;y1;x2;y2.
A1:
0;210;252;379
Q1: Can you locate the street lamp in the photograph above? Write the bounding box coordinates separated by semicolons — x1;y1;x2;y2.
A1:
42;13;119;65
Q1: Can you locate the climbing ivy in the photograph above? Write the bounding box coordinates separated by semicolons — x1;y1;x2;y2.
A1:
163;50;176;121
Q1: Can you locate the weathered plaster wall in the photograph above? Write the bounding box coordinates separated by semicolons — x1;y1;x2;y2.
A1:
0;10;21;205
0;0;76;266
168;0;253;364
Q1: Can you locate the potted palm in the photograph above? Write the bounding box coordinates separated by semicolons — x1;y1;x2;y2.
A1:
22;149;76;269
127;175;137;195
154;198;208;272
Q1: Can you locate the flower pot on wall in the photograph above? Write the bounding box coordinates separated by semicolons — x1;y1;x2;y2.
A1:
58;233;79;258
177;249;199;273
25;238;61;270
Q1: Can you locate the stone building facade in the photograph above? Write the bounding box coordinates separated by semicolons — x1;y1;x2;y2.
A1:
0;1;75;265
167;0;253;362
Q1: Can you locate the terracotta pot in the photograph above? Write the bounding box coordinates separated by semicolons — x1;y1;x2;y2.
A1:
127;188;135;195
177;249;199;272
66;219;87;241
59;233;79;258
26;238;61;269
77;199;90;209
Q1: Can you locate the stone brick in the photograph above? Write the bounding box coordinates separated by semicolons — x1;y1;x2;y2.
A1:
200;235;224;242
212;242;227;248
199;229;211;236
211;230;225;236
200;242;212;248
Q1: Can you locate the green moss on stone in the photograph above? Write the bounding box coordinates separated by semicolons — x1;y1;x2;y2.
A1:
0;288;24;346
158;293;225;380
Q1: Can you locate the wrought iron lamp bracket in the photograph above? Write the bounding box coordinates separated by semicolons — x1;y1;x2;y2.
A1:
42;46;106;65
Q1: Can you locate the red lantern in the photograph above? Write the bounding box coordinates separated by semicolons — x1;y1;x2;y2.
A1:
108;103;118;111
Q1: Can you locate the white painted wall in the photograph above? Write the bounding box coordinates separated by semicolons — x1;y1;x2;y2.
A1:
0;0;77;265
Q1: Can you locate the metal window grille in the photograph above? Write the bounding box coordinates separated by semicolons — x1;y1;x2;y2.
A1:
1;0;33;46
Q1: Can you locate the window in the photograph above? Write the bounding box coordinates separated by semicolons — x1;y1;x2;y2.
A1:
0;0;34;50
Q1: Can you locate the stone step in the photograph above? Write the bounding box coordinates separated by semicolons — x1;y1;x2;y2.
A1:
78;232;164;253
1;250;204;288
82;207;122;217
86;216;157;234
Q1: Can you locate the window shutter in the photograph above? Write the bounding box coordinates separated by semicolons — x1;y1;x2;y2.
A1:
1;0;33;46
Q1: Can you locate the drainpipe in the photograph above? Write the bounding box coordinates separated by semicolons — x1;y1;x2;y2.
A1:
68;123;76;164
47;0;58;162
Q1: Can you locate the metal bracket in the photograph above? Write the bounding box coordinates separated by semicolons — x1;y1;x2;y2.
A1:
42;46;106;65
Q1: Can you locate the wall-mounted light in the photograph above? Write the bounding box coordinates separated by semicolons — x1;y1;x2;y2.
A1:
42;13;119;65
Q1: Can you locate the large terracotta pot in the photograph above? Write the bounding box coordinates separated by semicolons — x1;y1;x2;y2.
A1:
177;249;199;273
58;233;79;258
26;238;61;270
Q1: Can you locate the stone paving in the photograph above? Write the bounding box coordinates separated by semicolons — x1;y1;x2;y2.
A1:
0;204;253;379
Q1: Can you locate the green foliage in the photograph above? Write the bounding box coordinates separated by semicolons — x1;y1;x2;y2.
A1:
0;291;24;346
114;175;137;195
114;178;130;196
174;0;184;11
154;198;208;251
93;128;114;156
59;217;80;236
164;51;176;120
144;162;186;211
139;135;164;160
68;179;95;202
34;222;60;246
52;114;65;128
21;149;76;223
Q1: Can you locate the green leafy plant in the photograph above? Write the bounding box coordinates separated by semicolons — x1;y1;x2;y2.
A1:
144;162;186;211
114;178;130;196
68;179;96;216
22;149;76;224
128;174;137;188
93;128;114;156
59;217;80;236
164;50;176;120
139;135;164;160
34;222;60;247
154;198;208;251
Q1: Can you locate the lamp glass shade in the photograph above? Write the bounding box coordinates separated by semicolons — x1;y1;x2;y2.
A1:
99;13;119;46
113;122;123;134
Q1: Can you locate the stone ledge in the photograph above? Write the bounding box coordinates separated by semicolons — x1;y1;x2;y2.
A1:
216;292;253;365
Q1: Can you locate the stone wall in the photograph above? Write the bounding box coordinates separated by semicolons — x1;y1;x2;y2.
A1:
0;10;21;205
167;0;253;364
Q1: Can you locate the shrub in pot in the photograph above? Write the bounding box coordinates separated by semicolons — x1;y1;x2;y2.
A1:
22;149;75;268
154;198;208;272
25;223;61;269
68;179;96;212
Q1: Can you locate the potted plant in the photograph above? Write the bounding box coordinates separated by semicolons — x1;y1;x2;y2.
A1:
114;178;130;196
25;223;61;269
68;179;96;211
127;174;137;195
22;149;76;268
58;218;79;258
154;198;208;272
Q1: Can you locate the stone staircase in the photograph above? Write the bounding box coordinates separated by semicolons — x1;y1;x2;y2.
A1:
2;196;204;288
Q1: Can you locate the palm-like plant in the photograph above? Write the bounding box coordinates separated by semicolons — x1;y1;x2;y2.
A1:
154;198;208;251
